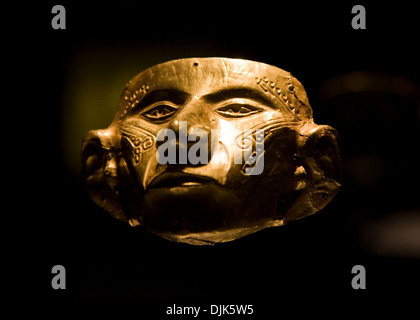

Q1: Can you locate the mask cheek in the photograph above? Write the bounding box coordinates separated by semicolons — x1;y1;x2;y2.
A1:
81;129;129;222
119;124;159;190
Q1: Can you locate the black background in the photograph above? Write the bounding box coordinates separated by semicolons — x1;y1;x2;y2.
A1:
12;0;420;315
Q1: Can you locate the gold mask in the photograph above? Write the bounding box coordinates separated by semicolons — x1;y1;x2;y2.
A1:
82;58;342;245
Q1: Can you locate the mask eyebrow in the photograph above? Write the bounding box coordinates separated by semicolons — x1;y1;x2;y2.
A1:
132;89;191;113
202;87;277;109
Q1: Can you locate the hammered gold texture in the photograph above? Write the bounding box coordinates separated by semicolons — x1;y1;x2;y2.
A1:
82;58;342;245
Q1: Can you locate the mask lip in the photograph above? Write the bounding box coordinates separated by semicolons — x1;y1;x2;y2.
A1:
147;171;217;190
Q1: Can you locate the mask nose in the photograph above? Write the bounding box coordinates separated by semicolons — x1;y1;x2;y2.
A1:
156;102;214;167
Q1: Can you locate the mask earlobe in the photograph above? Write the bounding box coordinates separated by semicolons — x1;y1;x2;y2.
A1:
81;128;129;222
285;124;342;223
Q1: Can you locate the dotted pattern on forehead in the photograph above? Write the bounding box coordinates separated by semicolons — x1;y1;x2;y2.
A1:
119;84;150;120
255;76;300;120
117;65;310;122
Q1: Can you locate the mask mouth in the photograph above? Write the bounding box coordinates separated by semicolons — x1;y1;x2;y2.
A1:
147;171;217;190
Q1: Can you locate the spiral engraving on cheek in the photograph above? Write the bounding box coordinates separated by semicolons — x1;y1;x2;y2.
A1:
234;120;303;175
120;122;156;164
241;129;265;175
236;134;253;151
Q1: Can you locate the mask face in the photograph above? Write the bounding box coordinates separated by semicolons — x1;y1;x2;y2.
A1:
82;58;342;245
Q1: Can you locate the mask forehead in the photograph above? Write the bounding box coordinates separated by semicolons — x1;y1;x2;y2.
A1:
113;58;312;123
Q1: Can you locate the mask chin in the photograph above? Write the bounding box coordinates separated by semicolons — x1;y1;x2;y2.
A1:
140;183;241;234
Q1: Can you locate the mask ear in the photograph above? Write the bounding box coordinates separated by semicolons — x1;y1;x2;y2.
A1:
81;128;130;222
285;124;342;223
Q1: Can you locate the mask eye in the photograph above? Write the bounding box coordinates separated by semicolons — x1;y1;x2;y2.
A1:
216;103;262;118
140;103;177;122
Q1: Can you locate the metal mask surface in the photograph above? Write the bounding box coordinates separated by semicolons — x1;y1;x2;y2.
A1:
82;58;342;245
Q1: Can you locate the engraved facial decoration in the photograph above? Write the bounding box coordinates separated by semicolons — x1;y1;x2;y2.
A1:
82;58;342;245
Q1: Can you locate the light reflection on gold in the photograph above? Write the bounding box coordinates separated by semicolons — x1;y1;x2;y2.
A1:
82;58;342;245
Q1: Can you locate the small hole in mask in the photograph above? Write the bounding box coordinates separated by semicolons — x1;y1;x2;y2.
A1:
193;62;199;67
